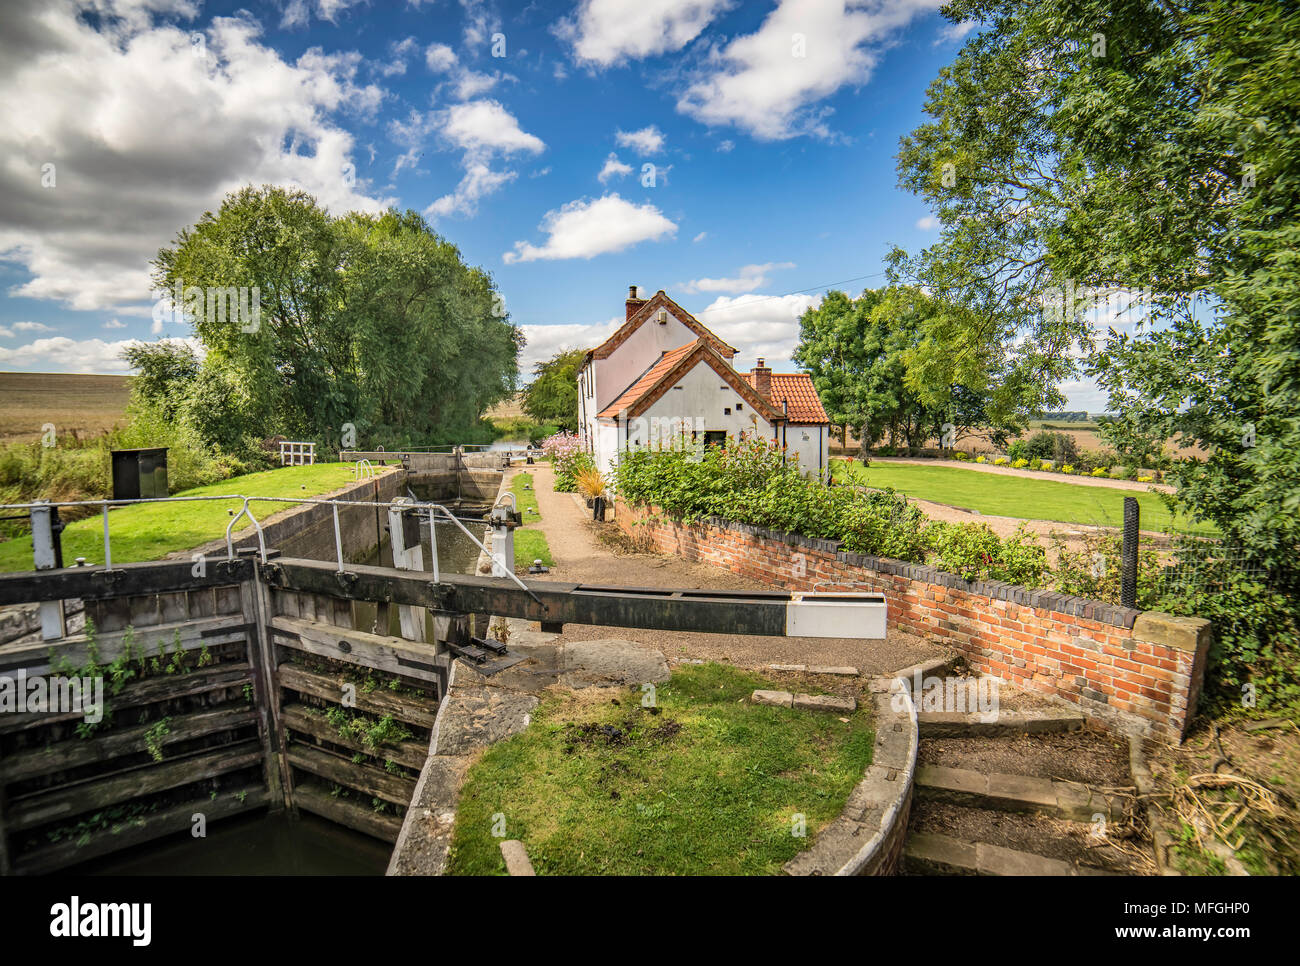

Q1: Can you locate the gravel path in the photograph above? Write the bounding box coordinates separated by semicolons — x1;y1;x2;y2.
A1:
510;464;944;676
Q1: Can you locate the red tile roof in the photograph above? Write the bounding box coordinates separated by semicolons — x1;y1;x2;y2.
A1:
743;372;829;424
586;291;736;362
597;340;700;418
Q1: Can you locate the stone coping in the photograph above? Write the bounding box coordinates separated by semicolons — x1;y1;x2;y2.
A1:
783;673;919;876
630;506;1143;629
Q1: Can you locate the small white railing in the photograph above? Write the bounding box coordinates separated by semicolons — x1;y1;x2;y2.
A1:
279;441;316;466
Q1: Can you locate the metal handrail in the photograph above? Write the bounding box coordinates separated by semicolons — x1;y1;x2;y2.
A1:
0;492;536;599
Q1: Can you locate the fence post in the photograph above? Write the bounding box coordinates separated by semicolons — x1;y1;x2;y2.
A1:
30;501;66;640
1121;496;1139;609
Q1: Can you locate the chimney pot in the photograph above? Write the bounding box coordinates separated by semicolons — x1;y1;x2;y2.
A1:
625;284;647;321
629;285;638;299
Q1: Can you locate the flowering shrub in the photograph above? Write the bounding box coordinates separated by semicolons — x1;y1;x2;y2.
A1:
1138;475;1153;483
994;456;1010;466
1091;467;1109;477
541;431;595;491
1012;458;1029;469
975;455;987;463
953;451;970;461
1062;464;1075;475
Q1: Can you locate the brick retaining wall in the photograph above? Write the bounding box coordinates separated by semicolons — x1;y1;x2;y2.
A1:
617;503;1210;739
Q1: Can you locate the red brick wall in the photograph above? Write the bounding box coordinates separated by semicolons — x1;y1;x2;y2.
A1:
617;503;1210;739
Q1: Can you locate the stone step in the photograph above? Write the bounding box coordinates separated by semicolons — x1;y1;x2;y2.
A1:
904;832;1120;876
917;710;1085;738
915;764;1127;821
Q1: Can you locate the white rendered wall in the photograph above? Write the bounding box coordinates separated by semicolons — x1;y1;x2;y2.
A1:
593;312;708;411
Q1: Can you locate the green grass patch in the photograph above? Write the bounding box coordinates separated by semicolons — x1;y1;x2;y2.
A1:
513;527;553;569
0;463;375;572
509;472;541;523
446;662;874;876
832;459;1213;534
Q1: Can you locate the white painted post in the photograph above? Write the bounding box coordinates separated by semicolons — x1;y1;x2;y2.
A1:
30;501;66;640
387;496;427;642
489;503;515;579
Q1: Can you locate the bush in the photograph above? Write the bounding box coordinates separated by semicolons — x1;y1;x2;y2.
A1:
1062;463;1075;475
1012;458;1029;469
1029;458;1044;471
541;431;596;492
1021;430;1078;465
975;455;987;463
1091;467;1109;477
615;437;1050;586
994;457;1010;466
953;451;970;461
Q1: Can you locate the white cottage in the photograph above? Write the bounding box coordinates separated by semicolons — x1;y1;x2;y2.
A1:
577;286;830;476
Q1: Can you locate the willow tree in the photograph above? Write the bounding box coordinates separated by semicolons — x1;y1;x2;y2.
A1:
151;186;521;449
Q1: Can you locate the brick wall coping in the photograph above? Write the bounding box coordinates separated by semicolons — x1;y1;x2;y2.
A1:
784;673;918;876
633;507;1143;630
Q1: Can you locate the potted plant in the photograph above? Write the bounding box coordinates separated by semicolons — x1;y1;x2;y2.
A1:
573;466;610;520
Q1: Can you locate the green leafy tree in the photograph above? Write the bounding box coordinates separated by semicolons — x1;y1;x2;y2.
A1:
150;186;520;450
897;0;1300;707
522;348;585;433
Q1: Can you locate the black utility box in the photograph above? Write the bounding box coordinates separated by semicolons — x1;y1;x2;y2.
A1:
111;447;169;500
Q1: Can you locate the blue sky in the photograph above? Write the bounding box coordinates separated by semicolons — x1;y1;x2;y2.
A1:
0;0;1108;410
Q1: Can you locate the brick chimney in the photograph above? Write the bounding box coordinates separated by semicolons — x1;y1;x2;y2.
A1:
752;358;772;398
626;285;647;321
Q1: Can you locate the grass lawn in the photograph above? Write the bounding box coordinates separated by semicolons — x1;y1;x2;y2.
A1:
507;470;553;568
446;662;875;875
832;459;1213;533
509;472;541;523
0;463;376;572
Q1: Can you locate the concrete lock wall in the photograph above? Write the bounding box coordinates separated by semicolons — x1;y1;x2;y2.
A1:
618;503;1211;739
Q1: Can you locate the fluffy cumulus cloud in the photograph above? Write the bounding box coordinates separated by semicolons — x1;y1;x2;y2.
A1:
556;0;733;67
597;152;633;184
678;0;943;140
682;261;795;294
425;100;545;218
503;194;677;263
615;125;666;155
690;292;822;369
0;0;391;320
281;0;366;29
0;335;197;372
916;214;939;230
517;317;622;372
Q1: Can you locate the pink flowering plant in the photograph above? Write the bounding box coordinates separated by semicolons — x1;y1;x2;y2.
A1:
541;431;596;492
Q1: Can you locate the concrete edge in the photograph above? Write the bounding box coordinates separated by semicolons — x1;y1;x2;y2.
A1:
783;676;919;876
1129;734;1179;876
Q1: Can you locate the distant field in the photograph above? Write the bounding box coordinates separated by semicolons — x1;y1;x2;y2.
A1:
0;372;132;441
484;392;526;421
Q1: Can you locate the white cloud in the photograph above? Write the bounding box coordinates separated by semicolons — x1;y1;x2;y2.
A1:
615;125;666;154
503;194;677;264
0;4;391;316
10;321;54;333
597;152;633;184
936;19;976;44
677;0;943;140
425;42;459;72
717;139;735;152
556;0;733;67
517;317;622;371
916;215;939;230
281;0;365;29
440;100;545;157
683;262;795;294
691;292;823;369
693;231;708;243
428;162;518;219
378;36;419;76
103;318;127;329
0;335;196;373
459;0;501;50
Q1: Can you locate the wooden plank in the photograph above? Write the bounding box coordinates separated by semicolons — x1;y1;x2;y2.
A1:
8;740;263;833
0;663;252;735
276;663;438;730
270;616;444;687
285;744;415;807
293;782;402;843
243;576;291;811
13;785;268;875
4;705;258;783
281;704;428;772
0;614;248;677
0;560;254;606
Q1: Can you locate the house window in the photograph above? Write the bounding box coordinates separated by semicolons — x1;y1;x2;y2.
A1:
724;407;731;415
736;403;743;411
703;431;727;448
